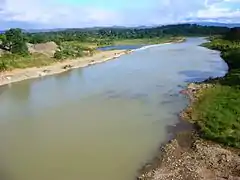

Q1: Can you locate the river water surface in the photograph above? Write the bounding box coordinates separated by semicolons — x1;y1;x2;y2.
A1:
0;38;227;180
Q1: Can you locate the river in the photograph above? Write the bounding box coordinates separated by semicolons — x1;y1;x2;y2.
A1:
0;38;227;180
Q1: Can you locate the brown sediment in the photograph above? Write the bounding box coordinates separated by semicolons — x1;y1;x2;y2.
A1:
0;49;133;87
137;83;240;180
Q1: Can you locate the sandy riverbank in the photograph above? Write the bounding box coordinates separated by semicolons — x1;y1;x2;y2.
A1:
137;83;240;180
0;38;185;87
0;49;132;87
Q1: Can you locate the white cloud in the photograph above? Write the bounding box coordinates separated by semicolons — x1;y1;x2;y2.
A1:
197;6;240;19
0;0;240;29
0;0;119;28
228;0;240;1
146;0;240;24
195;0;240;22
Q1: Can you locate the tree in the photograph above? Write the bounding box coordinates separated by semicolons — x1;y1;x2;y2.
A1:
0;34;8;51
225;28;240;42
0;34;6;43
4;28;29;55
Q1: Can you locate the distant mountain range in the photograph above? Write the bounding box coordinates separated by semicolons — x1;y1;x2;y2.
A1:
0;22;239;33
195;22;240;28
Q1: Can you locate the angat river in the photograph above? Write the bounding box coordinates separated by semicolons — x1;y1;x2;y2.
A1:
0;38;227;180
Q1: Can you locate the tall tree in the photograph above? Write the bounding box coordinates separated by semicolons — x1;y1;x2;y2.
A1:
4;28;29;55
225;27;240;41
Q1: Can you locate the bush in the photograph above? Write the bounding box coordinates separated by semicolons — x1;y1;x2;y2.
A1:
54;50;64;60
53;41;94;60
0;59;9;71
0;54;18;71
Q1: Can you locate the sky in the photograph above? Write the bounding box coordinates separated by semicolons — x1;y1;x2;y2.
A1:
0;0;240;29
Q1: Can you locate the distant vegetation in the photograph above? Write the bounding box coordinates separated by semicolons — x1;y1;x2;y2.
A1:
192;27;240;148
0;24;232;71
25;24;229;44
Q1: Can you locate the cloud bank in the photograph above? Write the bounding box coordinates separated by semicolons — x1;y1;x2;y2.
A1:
0;0;240;29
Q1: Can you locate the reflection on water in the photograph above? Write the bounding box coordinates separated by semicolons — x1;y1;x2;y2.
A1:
0;38;227;180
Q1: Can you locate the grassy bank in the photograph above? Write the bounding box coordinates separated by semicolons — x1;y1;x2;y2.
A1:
0;53;57;71
189;38;240;148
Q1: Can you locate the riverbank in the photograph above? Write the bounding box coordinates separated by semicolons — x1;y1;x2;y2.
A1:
137;83;240;180
112;37;185;46
0;38;184;87
137;37;240;179
0;49;132;87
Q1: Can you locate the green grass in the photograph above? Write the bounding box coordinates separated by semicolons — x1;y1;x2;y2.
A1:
190;39;240;148
0;53;58;71
202;38;240;52
191;85;240;148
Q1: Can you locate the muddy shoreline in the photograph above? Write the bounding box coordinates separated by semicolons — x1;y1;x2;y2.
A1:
137;83;240;180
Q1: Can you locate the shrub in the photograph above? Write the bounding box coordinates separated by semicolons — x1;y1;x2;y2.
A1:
54;50;64;60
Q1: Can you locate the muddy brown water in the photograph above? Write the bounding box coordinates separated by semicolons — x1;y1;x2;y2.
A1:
0;38;227;180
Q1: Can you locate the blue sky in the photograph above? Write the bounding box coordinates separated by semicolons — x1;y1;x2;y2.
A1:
0;0;240;29
57;0;156;9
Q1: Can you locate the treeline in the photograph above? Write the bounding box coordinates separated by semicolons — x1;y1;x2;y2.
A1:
0;23;231;55
203;27;240;51
224;27;240;41
25;24;230;44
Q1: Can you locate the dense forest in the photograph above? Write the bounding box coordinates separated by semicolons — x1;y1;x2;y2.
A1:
24;24;230;44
